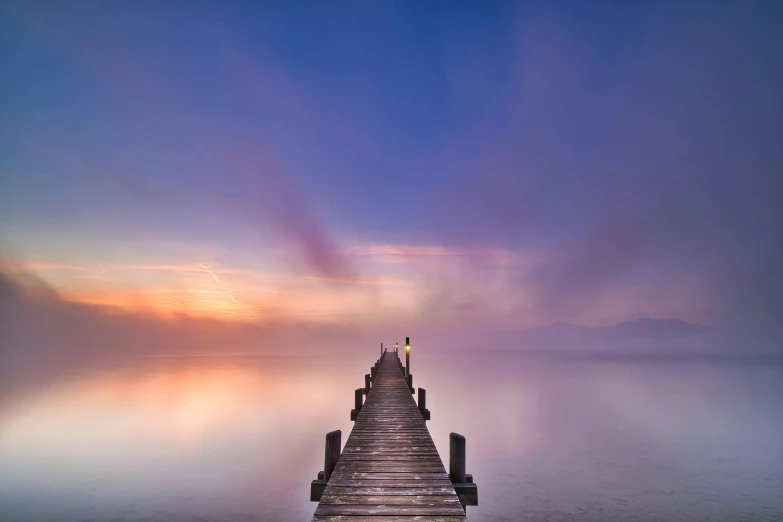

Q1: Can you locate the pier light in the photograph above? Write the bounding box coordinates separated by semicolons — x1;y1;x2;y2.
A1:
405;336;411;378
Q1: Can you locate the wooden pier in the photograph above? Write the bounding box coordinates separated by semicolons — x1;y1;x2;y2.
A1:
310;340;477;521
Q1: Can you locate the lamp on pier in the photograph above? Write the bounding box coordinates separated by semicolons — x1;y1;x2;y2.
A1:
405;337;410;378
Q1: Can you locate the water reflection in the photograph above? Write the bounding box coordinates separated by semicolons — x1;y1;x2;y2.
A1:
1;352;782;521
0;355;364;521
420;352;783;522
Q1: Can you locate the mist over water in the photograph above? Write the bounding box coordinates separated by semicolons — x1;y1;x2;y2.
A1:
2;348;781;522
3;2;783;521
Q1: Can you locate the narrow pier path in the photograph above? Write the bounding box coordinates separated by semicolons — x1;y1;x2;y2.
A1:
312;351;468;521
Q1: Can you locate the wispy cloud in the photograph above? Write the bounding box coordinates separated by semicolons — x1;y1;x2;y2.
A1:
198;264;221;284
345;243;537;267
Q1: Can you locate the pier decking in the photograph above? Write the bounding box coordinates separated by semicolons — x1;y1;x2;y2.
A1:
311;348;473;521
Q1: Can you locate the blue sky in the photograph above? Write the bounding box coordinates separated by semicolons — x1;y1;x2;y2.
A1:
1;1;782;332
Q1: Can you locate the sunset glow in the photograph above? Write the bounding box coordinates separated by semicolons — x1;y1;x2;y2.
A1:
2;2;782;521
8;241;549;323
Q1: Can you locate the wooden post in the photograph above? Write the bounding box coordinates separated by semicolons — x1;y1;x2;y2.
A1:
449;432;477;506
311;429;341;501
418;387;430;420
407;373;414;393
324;430;341;481
351;388;363;421
449;432;466;484
371;365;376;380
405;336;410;377
364;373;371;395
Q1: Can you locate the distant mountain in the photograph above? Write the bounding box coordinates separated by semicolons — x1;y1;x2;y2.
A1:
597;317;711;339
523;322;593;337
518;318;711;348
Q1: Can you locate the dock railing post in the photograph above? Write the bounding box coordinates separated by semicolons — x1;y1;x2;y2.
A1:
310;429;341;501
418;387;430;420
449;433;465;484
324;430;341;481
364;373;371;395
351;388;363;421
407;373;414;394
449;432;477;507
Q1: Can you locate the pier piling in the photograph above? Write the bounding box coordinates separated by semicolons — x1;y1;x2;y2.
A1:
450;432;478;508
309;429;341;502
418;387;430;420
350;388;362;421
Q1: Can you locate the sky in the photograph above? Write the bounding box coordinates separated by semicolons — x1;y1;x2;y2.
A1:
1;1;782;336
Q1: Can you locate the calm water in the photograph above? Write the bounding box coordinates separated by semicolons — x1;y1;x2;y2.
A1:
1;350;782;521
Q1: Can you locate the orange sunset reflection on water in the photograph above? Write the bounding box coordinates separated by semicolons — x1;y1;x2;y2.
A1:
2;352;783;522
0;357;350;465
0;355;366;521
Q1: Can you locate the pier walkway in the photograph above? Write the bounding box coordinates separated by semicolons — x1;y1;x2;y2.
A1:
311;350;470;521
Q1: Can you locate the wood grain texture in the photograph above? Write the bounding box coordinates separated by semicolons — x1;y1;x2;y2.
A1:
313;352;468;521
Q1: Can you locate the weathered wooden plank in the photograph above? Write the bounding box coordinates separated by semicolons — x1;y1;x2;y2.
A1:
313;515;468;522
346;435;434;439
324;475;451;484
320;495;462;506
351;422;426;425
343;444;440;450
324;486;456;495
339;456;442;462
349;428;432;432
324;479;453;488
343;445;439;457
334;463;446;472
343;442;436;447
329;472;448;479
314;505;467;516
342;442;437;448
351;422;427;426
350;427;429;431
356;413;422;416
331;468;448;475
343;439;435;445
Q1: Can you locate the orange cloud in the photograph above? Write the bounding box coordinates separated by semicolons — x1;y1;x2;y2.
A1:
18;243;538;324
